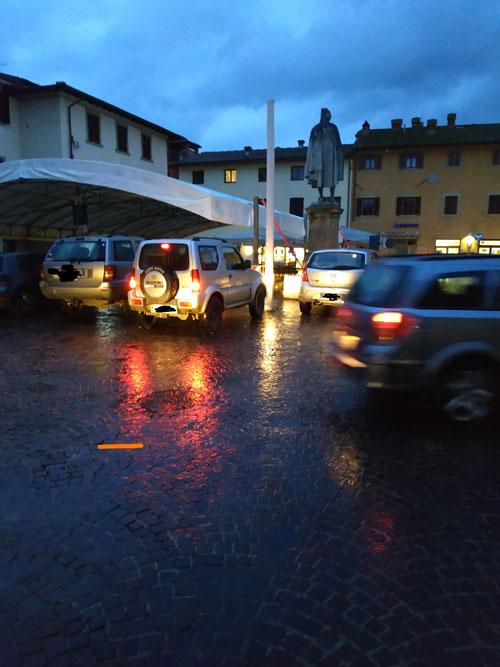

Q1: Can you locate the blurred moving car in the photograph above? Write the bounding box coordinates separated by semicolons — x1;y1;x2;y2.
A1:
0;251;46;316
299;247;377;314
128;237;266;334
332;254;500;422
40;235;142;312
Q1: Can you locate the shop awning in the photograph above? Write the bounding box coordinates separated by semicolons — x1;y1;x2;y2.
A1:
0;158;304;241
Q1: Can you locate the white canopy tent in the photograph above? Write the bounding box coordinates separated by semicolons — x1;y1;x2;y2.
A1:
0;158;304;242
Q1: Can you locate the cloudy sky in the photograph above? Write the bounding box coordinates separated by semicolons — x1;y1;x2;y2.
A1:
3;0;499;151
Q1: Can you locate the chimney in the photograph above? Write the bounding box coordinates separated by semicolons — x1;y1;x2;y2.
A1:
426;118;437;128
362;120;370;134
411;117;422;128
447;113;456;126
244;145;252;155
391;118;403;129
298;139;305;147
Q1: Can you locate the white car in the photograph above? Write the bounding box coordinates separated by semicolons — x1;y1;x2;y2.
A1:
128;237;266;333
299;247;377;314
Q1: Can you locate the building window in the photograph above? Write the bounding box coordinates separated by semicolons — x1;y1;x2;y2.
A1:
399;153;423;169
289;197;304;217
488;195;500;214
224;169;237;183
290;165;304;181
192;170;204;184
333;196;341;208
443;195;458;215
86;112;101;144
492;150;500;166
447;151;461;167
141;134;152;160
356;197;380;216
258;167;266;182
359;154;381;170
396;196;421;215
116;124;128;153
0;90;10;124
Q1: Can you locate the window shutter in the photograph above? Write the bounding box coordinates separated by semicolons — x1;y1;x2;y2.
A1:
416;197;421;215
417;154;424;169
396;197;402;215
374;198;380;216
399;155;405;169
375;155;381;170
358;158;365;170
356;198;362;217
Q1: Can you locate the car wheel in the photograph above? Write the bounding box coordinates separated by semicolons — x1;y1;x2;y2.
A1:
442;362;496;422
12;287;36;316
249;286;266;319
200;295;223;334
135;312;157;331
299;301;312;315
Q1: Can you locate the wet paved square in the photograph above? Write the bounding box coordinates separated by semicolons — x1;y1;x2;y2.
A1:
1;302;499;665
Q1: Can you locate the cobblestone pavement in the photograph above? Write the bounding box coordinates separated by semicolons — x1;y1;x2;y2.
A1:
0;300;499;666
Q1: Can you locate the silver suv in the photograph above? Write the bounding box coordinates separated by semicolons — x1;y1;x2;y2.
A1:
128;237;266;333
40;235;142;311
299;247;377;314
332;255;500;422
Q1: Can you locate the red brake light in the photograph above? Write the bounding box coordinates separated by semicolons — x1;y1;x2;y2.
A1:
129;273;137;290
191;269;201;292
302;268;309;282
160;243;170;250
371;311;418;342
337;307;352;321
103;265;116;282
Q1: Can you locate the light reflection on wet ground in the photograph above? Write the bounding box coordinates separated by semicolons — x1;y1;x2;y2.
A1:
0;300;499;664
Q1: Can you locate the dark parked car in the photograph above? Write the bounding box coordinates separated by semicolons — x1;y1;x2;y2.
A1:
0;252;46;316
332;254;500;422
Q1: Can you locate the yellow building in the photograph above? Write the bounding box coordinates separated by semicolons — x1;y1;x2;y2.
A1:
351;114;500;254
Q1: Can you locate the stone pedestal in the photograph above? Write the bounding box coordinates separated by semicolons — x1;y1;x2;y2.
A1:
306;201;343;254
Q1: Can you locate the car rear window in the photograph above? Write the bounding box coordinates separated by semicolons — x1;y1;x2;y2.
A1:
308;251;365;270
348;264;410;306
139;243;189;271
47;240;105;262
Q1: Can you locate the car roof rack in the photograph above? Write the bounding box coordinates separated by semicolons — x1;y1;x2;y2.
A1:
192;236;227;242
385;253;500;261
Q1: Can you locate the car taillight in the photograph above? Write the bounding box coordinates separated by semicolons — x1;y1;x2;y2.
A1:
371;311;418;342
337;307;352;321
129;273;137;290
302;268;309;282
103;265;116;282
191;269;201;292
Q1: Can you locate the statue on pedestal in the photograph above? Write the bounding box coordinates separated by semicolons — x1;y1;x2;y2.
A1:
305;108;344;202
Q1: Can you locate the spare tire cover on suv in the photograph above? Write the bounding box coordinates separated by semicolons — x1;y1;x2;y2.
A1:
141;265;179;304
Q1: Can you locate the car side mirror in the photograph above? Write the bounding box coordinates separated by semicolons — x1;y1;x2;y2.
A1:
244;259;251;269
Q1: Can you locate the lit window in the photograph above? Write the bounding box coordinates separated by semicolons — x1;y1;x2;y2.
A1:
224;169;237;183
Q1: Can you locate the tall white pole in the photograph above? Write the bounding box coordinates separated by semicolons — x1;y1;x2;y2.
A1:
265;99;275;307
